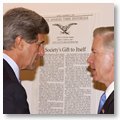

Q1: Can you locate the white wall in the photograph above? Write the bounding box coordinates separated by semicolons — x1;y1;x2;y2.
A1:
3;3;114;27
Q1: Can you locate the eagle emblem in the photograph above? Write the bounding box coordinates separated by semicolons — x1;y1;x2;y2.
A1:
53;23;77;35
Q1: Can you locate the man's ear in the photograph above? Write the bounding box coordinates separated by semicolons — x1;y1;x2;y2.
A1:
14;36;24;50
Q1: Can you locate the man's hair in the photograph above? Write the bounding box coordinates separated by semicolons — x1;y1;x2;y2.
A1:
93;26;114;49
3;7;49;50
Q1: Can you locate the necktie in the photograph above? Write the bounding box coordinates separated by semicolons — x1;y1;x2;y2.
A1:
98;92;106;113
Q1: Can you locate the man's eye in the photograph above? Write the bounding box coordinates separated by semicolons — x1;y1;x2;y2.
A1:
39;41;45;45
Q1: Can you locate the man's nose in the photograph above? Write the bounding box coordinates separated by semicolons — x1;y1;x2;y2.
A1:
87;54;93;64
38;45;45;57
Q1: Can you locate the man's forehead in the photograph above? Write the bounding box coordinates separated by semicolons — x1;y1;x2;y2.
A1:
92;38;104;49
37;34;45;38
93;35;104;44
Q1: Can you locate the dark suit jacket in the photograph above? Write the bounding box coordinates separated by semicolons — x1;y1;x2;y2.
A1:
99;91;114;114
3;59;30;114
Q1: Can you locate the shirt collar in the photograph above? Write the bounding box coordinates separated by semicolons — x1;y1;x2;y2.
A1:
3;53;20;82
105;81;114;99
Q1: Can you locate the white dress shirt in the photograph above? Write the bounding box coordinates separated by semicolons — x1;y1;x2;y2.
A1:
3;53;20;83
105;81;114;100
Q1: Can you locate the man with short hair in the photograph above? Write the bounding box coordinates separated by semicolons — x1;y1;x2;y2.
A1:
87;26;114;114
3;7;49;114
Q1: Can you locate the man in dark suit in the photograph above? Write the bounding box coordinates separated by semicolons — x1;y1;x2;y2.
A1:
3;7;49;114
87;26;114;114
3;59;30;114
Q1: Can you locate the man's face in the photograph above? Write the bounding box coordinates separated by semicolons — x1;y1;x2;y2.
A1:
87;35;113;85
21;34;46;70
